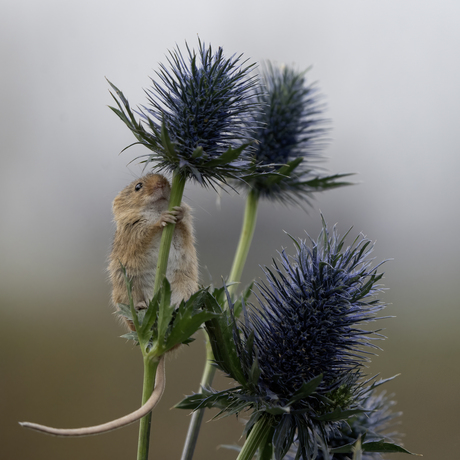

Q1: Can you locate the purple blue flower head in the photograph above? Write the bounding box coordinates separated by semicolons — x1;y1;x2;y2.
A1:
177;218;406;459
239;63;352;205
108;39;260;188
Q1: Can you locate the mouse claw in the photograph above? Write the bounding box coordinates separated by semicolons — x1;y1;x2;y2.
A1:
170;206;184;223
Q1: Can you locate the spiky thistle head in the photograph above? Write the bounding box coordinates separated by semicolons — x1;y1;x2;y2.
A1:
178;219;395;459
251;221;387;399
239;63;352;205
108;39;260;188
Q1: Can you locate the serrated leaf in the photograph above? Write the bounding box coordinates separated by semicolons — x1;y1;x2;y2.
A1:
175;393;212;410
204;294;247;384
302;173;355;190
117;302;133;320
175;387;241;411
120;331;139;342
165;308;219;351
139;291;160;337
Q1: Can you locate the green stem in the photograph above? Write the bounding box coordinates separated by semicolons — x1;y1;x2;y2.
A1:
257;424;274;460
236;416;272;460
180;189;260;460
138;170;186;460
180;334;216;460
137;356;160;460
153;170;187;295
228;189;259;295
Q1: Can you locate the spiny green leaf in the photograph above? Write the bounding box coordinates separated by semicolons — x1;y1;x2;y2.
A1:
301;173;355;190
120;331;139;343
117;302;133;320
139;291;160;337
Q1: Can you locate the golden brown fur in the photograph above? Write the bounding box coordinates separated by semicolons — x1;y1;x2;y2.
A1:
109;173;198;330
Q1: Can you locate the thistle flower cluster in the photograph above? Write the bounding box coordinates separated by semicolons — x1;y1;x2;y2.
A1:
240;63;351;205
108;40;259;187
286;391;402;460
179;221;395;459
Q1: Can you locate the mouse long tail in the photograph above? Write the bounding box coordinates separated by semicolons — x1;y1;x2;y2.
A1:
19;354;166;437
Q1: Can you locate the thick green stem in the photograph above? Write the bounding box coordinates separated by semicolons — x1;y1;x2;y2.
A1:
138;171;186;460
236;416;273;460
257;424;274;460
180;189;260;460
153;171;187;295
180;334;216;460
137;356;160;460
228;189;259;295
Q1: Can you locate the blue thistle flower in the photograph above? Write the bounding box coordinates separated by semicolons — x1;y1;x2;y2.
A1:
251;223;386;398
108;40;259;187
241;63;352;204
255;63;327;166
178;219;394;459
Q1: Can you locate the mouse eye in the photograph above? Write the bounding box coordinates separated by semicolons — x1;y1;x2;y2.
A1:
134;182;143;192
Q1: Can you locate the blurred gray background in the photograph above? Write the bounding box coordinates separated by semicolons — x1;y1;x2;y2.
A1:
1;0;459;459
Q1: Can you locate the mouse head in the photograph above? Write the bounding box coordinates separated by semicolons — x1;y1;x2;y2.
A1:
113;174;171;222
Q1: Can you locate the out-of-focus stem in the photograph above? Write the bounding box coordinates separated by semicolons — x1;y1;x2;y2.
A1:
180;189;260;460
180;336;216;460
228;189;259;296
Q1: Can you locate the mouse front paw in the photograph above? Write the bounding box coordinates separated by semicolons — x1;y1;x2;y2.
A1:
158;207;184;227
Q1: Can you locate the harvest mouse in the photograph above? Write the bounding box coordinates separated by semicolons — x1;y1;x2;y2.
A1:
109;173;198;328
20;174;198;437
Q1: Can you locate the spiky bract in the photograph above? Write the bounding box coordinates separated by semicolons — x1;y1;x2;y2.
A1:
108;40;259;187
240;63;352;204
